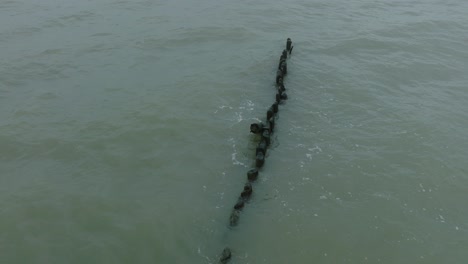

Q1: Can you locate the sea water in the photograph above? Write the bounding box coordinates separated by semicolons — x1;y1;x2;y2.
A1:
1;0;468;263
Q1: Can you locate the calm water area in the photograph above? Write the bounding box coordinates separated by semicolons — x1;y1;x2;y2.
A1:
1;0;468;263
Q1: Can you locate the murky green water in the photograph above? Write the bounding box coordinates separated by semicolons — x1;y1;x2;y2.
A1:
1;0;468;263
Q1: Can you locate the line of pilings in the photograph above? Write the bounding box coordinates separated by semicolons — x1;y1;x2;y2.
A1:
218;38;294;264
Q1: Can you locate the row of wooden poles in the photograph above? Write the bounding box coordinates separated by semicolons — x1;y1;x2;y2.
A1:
219;39;294;264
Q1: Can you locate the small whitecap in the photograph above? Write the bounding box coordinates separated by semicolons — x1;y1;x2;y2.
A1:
308;145;322;153
419;183;426;192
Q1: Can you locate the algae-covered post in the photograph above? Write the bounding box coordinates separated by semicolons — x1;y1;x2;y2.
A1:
217;38;294;263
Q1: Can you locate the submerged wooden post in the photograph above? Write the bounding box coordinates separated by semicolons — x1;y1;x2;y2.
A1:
218;38;294;263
